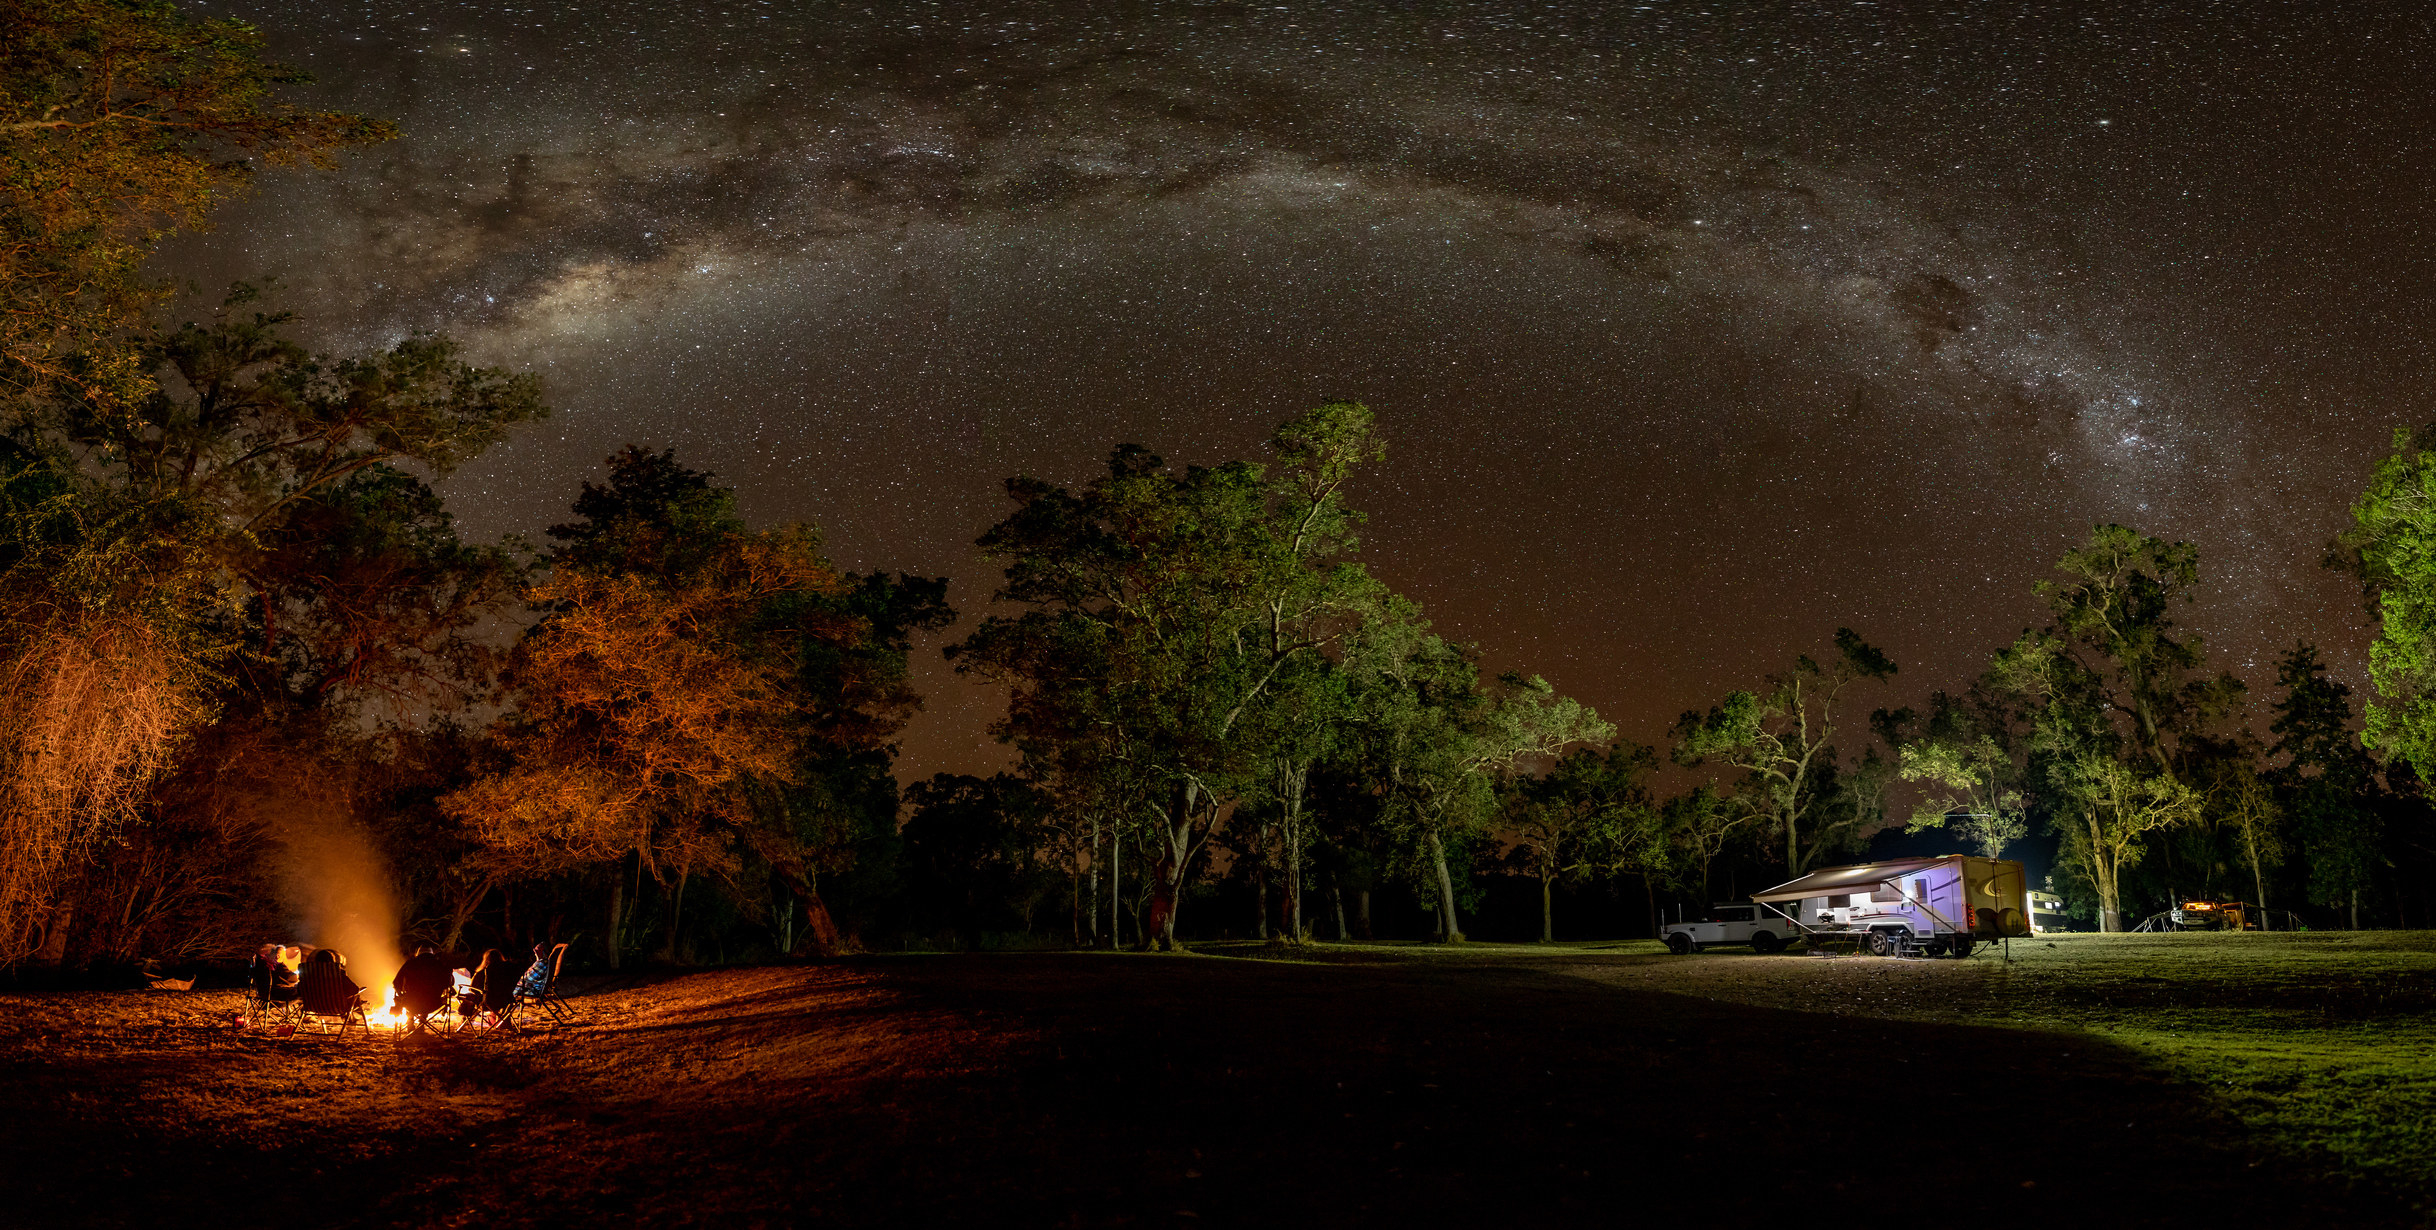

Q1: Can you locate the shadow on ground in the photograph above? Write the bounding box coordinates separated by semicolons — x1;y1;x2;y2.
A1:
0;953;2402;1228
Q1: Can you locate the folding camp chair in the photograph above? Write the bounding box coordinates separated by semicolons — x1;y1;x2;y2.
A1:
298;996;370;1037
502;942;572;1030
398;1001;448;1039
297;969;371;1038
242;956;301;1033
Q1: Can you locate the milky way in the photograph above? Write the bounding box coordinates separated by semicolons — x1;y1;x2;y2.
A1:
167;1;2436;774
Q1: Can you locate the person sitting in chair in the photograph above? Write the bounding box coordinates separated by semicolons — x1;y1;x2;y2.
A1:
252;944;301;1003
466;949;516;1024
513;943;554;1001
297;948;365;1018
393;946;451;1032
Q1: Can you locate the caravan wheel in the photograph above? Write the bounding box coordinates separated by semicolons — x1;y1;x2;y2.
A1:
1865;930;1899;957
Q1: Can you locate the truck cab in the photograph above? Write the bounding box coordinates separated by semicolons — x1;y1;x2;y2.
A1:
1660;903;1796;955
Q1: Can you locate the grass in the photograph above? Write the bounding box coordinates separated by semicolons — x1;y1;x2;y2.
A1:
1210;929;2436;1205
1977;933;2436;1198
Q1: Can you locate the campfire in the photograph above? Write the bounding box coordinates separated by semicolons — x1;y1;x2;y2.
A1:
364;966;491;1034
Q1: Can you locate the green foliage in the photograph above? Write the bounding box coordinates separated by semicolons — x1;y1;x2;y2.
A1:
2338;427;2436;780
1993;526;2238;928
1898;690;2027;858
1340;601;1611;940
2;0;395;407
2034;523;2239;774
2268;644;2386;914
1671;627;1898;873
1501;743;1652;941
954;403;1393;946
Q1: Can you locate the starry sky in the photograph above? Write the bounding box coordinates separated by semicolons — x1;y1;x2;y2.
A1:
165;0;2436;779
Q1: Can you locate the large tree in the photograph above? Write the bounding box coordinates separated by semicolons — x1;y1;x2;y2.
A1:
1673;628;1898;874
954;403;1386;949
1504;742;1652;943
0;0;397;963
1992;526;2233;929
447;450;941;959
1345;602;1611;943
2269;643;2382;929
2337;426;2436;782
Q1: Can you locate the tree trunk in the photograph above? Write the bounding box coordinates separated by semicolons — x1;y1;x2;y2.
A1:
1540;872;1555;944
1109;821;1122;949
1278;761;1307;943
2351;887;2360;932
1427;829;1464;943
796;885;843;955
603;873;622;970
1255;862;1269;941
1642;874;1657;939
662;865;690;962
1356;888;1372;940
1148;779;1201;950
1331;879;1349;942
2090;812;2124;933
442;878;490;955
2246;822;2270;931
32;902;70;965
1086;815;1102;947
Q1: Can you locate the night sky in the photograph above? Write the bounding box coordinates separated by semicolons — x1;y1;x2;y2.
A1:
165;1;2436;779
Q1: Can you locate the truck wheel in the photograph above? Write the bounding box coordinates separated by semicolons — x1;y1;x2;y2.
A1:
1866;930;1898;957
1750;932;1779;954
1667;933;1696;955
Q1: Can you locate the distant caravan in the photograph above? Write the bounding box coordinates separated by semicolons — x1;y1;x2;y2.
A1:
1737;855;2033;958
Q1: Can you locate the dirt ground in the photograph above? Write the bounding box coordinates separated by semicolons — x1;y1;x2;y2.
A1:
0;945;2420;1228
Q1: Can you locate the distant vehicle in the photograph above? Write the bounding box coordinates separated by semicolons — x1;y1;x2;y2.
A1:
2168;900;2256;930
2029;889;2071;934
1743;854;2035;959
1659;903;1795;955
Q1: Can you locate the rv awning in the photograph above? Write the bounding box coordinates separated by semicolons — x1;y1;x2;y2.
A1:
1750;857;1956;903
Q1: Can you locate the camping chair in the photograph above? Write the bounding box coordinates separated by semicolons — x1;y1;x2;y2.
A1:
454;973;498;1032
397;998;448;1039
502;943;572;1030
297;977;371;1038
243;956;301;1033
394;968;455;1039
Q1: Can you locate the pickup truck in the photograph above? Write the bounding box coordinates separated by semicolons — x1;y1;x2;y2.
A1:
1659;903;1794;955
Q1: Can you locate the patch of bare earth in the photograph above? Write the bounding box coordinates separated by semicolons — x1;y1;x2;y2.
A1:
0;952;2411;1227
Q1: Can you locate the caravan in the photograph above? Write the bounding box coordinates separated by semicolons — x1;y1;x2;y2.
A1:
1654;855;2035;958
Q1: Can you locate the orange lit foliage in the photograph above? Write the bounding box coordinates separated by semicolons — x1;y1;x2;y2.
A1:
0;611;210;961
0;480;218;962
447;527;867;889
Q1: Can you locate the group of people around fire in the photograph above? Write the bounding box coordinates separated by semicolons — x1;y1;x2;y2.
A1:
247;941;556;1033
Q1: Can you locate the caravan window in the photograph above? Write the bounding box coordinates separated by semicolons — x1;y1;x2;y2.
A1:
1913;879;1931;904
1825;895;1850;908
1870;886;1904;903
